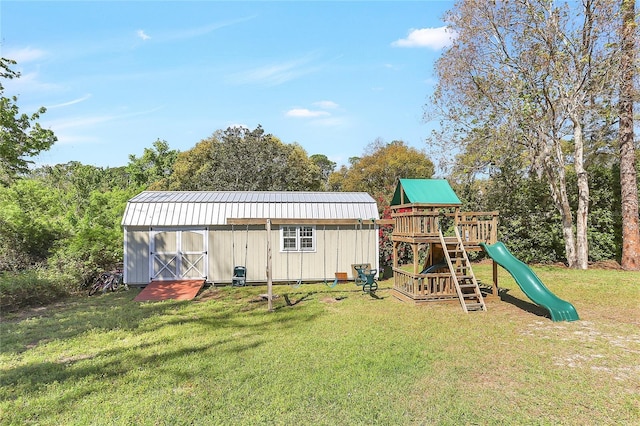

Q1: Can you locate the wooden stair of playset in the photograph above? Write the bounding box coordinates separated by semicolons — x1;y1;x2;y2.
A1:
438;228;486;313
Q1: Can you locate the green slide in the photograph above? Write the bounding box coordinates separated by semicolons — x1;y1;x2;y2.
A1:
480;242;579;322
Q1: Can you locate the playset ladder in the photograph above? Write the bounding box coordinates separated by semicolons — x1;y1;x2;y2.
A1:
438;228;486;313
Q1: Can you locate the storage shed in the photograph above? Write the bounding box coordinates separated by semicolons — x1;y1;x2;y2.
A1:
121;191;380;286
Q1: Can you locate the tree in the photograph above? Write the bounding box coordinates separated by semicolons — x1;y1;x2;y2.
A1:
126;139;179;189
164;136;216;190
618;0;639;270
0;58;57;185
429;0;619;269
331;139;435;212
49;188;133;284
0;179;66;270
310;154;336;190
167;125;322;191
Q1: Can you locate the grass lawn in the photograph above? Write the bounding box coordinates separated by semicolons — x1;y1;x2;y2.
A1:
1;265;639;425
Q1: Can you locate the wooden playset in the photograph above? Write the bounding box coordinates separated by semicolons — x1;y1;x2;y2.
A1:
389;179;499;312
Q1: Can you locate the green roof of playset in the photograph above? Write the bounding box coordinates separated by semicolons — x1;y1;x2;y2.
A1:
390;179;462;206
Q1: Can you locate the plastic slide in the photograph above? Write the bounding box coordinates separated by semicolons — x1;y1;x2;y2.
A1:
420;259;448;274
480;242;579;322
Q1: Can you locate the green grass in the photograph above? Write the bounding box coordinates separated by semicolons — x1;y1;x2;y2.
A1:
0;270;70;313
1;265;639;425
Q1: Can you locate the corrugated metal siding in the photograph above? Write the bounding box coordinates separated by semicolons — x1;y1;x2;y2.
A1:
124;227;149;285
122;191;379;227
204;226;377;283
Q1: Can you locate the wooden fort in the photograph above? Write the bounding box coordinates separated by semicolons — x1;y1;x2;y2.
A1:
389;179;499;312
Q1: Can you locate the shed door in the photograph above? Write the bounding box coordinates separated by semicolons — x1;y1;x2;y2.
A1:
150;229;208;281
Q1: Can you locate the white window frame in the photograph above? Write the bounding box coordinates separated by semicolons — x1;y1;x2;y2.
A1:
280;225;316;252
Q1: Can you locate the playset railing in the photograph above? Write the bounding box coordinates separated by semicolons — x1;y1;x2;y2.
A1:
391;209;498;245
392;268;457;300
390;209;498;301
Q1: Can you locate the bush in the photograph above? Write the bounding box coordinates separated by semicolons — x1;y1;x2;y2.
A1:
0;269;71;313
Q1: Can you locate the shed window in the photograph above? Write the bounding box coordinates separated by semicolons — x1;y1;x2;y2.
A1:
281;226;315;252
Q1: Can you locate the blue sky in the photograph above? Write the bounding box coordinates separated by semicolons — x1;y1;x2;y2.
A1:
2;1;455;169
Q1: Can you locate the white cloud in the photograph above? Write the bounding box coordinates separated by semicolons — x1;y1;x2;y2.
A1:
229;54;321;86
3;47;47;63
137;30;151;41
286;108;331;118
391;26;457;49
2;71;62;95
313;100;339;110
164;16;256;41
47;94;92;109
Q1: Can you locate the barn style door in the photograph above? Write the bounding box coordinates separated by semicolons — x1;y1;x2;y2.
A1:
149;228;208;281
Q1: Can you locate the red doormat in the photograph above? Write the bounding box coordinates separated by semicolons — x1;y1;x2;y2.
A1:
134;280;206;302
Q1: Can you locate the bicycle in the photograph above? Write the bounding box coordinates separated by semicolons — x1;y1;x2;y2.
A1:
88;268;126;295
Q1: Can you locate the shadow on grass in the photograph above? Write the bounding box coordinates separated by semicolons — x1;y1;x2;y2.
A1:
499;288;551;319
283;292;313;306
367;291;385;300
0;290;191;354
0;286;318;355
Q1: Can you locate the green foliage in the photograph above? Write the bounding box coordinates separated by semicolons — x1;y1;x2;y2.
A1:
468;158;633;265
0;58;57;185
309;154;336;190
0;179;66;270
164;136;215;190
126;139;179;189
573;165;618;262
330;139;435;213
49;189;134;285
0;161;137;288
167;126;322;191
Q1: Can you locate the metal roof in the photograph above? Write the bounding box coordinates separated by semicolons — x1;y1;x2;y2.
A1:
391;179;462;206
122;191;380;227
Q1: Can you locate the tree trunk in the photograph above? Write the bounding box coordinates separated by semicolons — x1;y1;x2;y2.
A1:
544;158;577;267
573;118;589;269
619;0;640;270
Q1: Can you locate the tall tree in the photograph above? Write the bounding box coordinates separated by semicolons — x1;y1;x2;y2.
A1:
618;0;639;270
429;0;619;268
310;154;336;190
164;136;217;190
166;126;322;191
126;139;179;189
330;139;434;212
0;58;57;185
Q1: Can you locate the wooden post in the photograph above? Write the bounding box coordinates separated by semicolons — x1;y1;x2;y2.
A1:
266;219;273;311
492;260;499;298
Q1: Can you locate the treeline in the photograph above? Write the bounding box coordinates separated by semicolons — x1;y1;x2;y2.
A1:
2;124;636;289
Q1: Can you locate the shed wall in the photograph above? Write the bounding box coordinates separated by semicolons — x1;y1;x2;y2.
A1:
207;226;377;283
124;227;150;285
124;225;378;285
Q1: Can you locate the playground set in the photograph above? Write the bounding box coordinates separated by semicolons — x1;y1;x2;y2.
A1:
388;179;579;322
128;181;578;321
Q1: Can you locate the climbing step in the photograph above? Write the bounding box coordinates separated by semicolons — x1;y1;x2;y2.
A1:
465;303;484;310
439;228;487;314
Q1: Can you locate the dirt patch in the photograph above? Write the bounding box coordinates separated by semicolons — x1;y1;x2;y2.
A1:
589;260;623;270
0;300;76;323
57;353;95;364
195;288;226;302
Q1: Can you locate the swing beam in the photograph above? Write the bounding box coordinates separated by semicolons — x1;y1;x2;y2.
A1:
227;218;378;225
